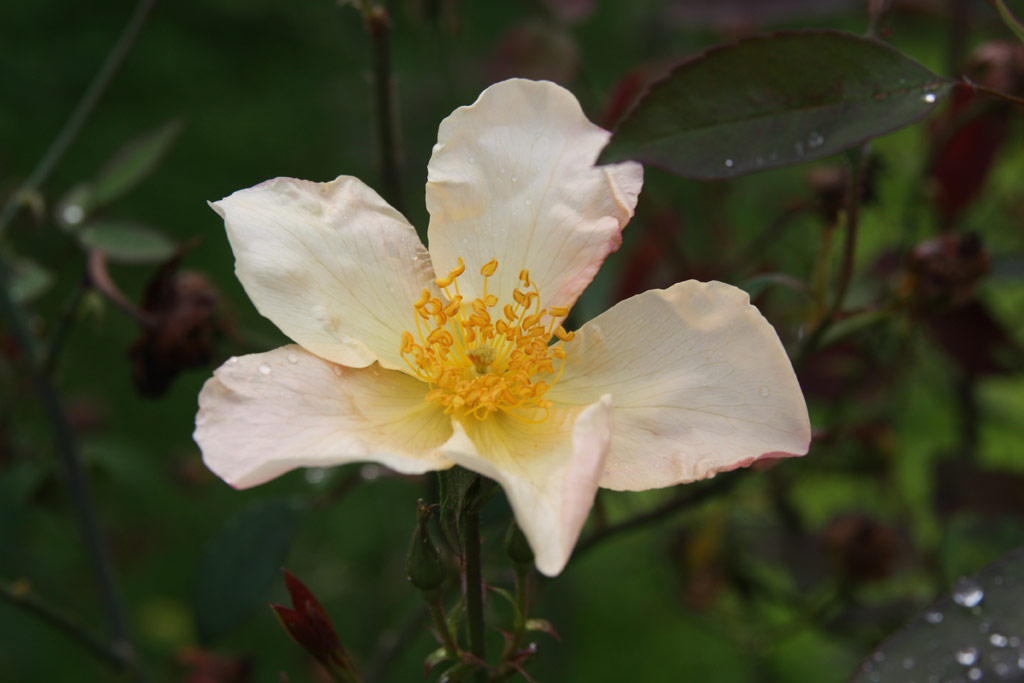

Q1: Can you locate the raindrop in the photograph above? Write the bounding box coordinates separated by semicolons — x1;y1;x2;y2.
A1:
923;92;937;103
926;611;944;624
956;647;979;666
967;667;982;681
808;132;825;148
228;356;239;365
511;175;519;183
287;353;298;364
468;156;476;164
525;199;532;206
305;468;326;484
332;366;342;376
991;633;1008;648
754;156;764;167
759;386;770;397
1018;654;1024;670
980;620;992;634
62;205;84;225
724;158;734;168
258;364;271;375
794;140;805;156
902;657;915;670
994;662;1011;677
873;652;886;663
954;578;985;608
361;464;382;480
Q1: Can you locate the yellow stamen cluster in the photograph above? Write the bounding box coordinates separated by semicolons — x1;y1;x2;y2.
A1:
400;257;575;422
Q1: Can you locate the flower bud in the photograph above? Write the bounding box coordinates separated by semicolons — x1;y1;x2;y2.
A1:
406;499;445;592
269;569;359;681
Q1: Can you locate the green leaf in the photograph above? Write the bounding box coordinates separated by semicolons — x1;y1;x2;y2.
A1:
850;547;1024;682
78;221;176;264
7;257;54;304
600;30;952;179
85;120;182;211
193;498;307;643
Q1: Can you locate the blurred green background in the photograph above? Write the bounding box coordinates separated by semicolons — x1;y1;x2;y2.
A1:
3;0;1024;681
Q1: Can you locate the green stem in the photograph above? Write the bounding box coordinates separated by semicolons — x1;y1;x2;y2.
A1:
0;579;129;672
0;0;161;238
797;144;869;367
426;593;460;658
0;255;144;679
43;274;90;376
361;3;404;213
463;506;487;678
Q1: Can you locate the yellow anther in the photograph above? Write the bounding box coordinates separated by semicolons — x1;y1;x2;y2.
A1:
399;256;568;422
554;326;575;342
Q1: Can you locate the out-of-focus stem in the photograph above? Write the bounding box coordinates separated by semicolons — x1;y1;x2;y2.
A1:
797;144;870;366
87;249;155;326
361;3;404;213
0;0;161;237
0;579;128;672
0;255;145;680
463;507;487;680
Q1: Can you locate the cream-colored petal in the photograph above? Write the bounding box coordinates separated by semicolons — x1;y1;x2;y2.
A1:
439;396;613;577
194;345;454;488
546;281;811;491
212;176;437;370
426;79;642;319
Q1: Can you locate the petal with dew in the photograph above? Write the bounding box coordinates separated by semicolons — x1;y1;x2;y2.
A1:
546;281;810;491
212;176;437;371
439;396;613;576
195;346;454;488
426;79;642;319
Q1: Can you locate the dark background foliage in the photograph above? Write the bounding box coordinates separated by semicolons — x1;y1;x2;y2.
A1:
2;0;1024;681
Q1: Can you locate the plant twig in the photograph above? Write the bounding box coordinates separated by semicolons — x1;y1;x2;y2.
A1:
463;499;487;680
0;0;161;237
0;579;129;672
0;255;145;679
361;3;404;213
797;144;870;366
574;471;741;561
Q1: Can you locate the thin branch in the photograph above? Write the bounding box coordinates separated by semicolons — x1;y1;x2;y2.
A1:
0;254;145;679
574;471;742;561
0;0;161;237
0;579;129;672
361;4;404;213
463;506;487;680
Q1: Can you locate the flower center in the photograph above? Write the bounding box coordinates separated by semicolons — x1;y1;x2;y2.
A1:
400;257;574;422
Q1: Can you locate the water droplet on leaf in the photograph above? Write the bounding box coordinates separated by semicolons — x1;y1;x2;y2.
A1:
953;578;985;607
724;158;734;168
923;92;937;103
956;647;979;666
990;633;1009;647
926;611;944;624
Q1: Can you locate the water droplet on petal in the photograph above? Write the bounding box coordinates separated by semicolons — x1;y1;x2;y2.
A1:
332;366;342;376
759;385;770;397
990;633;1009;648
954;577;985;608
511;175;519;183
228;356;239;365
525;199;532;206
925;611;944;624
258;364;271;375
724;158;734;168
287;353;298;364
956;647;979;666
923;92;937;103
468;156;476;164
